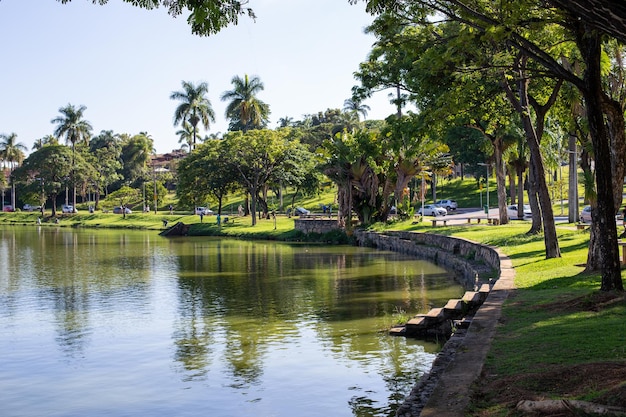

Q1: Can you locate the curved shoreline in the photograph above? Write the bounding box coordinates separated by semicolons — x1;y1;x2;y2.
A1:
354;229;515;417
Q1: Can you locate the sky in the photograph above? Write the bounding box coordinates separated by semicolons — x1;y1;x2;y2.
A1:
0;0;398;154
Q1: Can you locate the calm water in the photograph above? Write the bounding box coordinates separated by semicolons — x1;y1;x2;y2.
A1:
0;226;464;417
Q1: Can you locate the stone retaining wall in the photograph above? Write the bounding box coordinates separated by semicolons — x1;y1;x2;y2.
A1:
293;218;340;234
354;230;500;288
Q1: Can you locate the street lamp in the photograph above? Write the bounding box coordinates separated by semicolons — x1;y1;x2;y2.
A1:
478;163;490;219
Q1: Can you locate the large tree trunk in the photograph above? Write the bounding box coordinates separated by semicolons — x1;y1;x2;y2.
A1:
502;59;561;257
522;118;561;258
577;26;623;291
493;137;509;224
508;167;516;207
517;166;525;218
527;155;542;234
249;185;257;226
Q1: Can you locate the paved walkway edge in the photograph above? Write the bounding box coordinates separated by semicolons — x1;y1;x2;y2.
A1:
398;246;516;417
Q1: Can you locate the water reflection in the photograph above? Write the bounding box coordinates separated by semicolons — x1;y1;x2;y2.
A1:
0;228;463;417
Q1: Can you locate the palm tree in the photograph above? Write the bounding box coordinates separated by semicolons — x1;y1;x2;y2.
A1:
176;122;194;152
278;116;293;128
343;98;371;120
52;104;92;151
0;132;27;209
221;74;270;132
170;81;215;150
51;104;93;210
32;134;59;151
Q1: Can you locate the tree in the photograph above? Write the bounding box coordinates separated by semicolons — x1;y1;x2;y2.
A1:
120;133;154;187
381;114;450;220
353;12;413;118
51;104;92;153
171;81;215;151
176;141;238;214
0;132;27;209
89;130;123;209
319;129;382;227
107;186;140;218
359;0;623;290
343;98;371;120
176;122;194;152
223;129;297;226
221;74;270;132
11;145;90;216
32;135;58;151
277;116;294;128
51;103;93;210
548;0;626;43
58;0;256;36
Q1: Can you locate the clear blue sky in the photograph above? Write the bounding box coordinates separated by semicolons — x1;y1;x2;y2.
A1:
0;0;397;154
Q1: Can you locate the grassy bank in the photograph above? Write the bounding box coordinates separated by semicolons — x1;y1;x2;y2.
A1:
1;210;624;414
377;220;626;415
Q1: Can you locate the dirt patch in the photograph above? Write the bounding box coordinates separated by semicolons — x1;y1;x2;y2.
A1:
538;291;625;313
471;292;626;416
472;362;626;416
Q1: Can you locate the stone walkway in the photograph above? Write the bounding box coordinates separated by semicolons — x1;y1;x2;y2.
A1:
395;245;516;417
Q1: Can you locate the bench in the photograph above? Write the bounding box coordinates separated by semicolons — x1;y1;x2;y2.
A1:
431;219;448;227
466;218;482;224
576;223;589;230
487;218;500;225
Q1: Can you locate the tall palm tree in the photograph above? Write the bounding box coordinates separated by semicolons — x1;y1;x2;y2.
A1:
221;74;270;132
343;98;371;120
52;104;93;151
170;81;215;150
0;132;27;209
51;104;93;210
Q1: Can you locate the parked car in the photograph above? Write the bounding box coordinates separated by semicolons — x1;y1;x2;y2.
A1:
3;205;14;212
23;204;41;212
580;205;592;223
435;199;458;211
113;206;132;214
417;204;447;217
61;204;77;213
294;207;311;216
195;207;214;215
507;204;532;219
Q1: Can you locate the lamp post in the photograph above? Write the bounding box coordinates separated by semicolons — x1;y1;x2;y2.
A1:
419;170;431;222
478;163;490;219
153;162;157;214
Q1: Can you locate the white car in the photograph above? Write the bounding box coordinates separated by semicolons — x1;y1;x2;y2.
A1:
23;204;42;212
507;204;532;219
61;204;77;213
435;199;458;211
195;207;214;215
418;204;447;217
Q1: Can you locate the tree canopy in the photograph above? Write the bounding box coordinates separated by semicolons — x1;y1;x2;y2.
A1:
57;0;255;36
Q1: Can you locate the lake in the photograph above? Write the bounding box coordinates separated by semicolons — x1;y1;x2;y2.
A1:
0;226;464;417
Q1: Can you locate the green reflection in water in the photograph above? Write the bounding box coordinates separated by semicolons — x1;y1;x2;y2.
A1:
0;227;464;417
